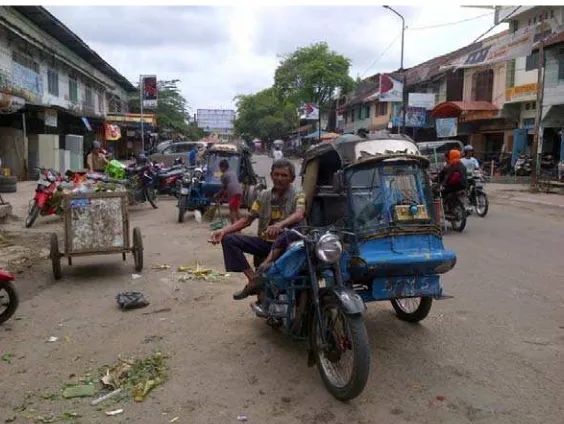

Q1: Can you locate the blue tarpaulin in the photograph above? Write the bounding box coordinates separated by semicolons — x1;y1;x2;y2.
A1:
303;130;327;139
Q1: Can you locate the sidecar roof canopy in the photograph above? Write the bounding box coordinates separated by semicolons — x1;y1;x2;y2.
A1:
301;133;426;176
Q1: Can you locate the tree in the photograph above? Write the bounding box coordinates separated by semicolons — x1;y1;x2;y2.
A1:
233;88;298;142
128;79;204;140
273;42;355;108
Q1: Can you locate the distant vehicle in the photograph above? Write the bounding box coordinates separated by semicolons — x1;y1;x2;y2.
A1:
149;141;204;167
417;140;464;174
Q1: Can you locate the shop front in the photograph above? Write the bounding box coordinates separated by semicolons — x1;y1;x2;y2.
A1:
105;113;156;159
431;101;518;161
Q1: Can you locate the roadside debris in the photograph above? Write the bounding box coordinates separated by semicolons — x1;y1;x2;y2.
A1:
1;353;12;362
237;414;249;422
105;408;124;416
151;264;171;270
170;417;179;423
116;292;150;311
62;384;97;399
99;352;168;402
91;388;123;406
176;260;230;281
131;273;142;280
46;336;58;343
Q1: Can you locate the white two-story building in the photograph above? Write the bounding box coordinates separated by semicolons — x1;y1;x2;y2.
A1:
0;6;136;179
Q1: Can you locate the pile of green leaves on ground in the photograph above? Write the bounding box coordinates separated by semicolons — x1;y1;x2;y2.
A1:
99;352;168;402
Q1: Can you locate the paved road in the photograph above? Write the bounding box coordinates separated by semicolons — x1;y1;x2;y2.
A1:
0;155;562;423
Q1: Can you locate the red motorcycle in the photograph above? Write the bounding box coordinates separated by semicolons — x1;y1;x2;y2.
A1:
0;269;18;324
25;168;63;228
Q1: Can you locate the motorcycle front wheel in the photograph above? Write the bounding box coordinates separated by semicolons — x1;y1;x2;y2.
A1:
25;202;40;228
310;295;370;401
0;281;19;324
475;192;489;217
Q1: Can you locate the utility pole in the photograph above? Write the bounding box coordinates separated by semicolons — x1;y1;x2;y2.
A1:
531;15;546;189
383;6;406;135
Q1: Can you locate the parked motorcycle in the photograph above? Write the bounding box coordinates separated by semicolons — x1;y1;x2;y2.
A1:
467;169;489;217
153;158;186;197
25;168;64;228
514;153;532;176
0;269;18;324
251;227;371;401
125;163;158;209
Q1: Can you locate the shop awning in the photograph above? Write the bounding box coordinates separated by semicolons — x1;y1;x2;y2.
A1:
431;101;499;122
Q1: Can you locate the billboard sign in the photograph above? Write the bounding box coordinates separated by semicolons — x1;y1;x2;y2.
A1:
141;75;158;109
379;74;403;102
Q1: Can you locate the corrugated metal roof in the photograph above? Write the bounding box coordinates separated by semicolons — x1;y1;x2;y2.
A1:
13;6;136;92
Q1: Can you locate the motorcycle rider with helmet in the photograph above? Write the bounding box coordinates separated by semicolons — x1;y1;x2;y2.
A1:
461;145;480;176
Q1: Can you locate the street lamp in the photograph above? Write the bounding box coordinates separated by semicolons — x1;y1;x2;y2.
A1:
383;5;406;135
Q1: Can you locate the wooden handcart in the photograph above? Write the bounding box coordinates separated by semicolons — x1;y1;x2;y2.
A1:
49;191;143;280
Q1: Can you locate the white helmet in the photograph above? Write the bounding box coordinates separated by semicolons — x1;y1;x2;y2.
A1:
464;145;474;152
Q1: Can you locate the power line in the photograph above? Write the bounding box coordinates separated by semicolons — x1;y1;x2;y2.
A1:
469;6;521;45
409;11;494;31
361;31;402;77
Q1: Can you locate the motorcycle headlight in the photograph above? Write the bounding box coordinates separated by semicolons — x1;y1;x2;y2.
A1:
315;232;343;264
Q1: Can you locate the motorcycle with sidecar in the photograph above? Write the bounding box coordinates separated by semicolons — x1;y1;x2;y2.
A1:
176;143;266;223
247;134;457;400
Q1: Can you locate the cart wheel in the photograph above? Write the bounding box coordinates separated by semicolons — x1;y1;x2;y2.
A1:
132;227;143;272
122;252;127;261
50;233;62;280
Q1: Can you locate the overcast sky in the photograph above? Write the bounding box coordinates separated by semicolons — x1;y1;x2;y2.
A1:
46;6;507;113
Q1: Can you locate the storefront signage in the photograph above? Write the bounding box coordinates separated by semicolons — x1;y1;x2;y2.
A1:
0;92;25;114
505;83;537;102
391;104;427;128
105;123;122;141
408;93;436;110
436;118;458;138
444;26;535;70
106;113;156;125
459;109;499;123
379;74;403;102
141;75;158;109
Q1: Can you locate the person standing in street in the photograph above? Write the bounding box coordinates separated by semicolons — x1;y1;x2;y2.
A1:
272;145;283;161
216;159;243;224
188;146;197;167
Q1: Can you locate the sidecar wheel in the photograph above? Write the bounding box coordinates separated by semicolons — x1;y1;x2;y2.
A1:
310;295;370;401
390;297;433;323
0;281;19;324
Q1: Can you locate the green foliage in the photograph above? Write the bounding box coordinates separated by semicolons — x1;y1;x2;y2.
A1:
233;88;298;141
273;42;355;107
129;80;203;139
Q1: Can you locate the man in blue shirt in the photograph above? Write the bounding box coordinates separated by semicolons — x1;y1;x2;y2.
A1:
188;146;197;167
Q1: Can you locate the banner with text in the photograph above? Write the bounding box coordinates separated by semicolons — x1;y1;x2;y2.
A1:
446;26;534;69
141;75;158;109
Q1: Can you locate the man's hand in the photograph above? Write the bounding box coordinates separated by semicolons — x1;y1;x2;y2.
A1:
265;223;283;239
208;229;225;245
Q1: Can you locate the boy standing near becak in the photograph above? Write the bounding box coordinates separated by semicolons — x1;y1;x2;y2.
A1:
216;159;243;224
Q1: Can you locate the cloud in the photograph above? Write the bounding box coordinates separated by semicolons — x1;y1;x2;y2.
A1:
44;6;507;111
47;6;230;48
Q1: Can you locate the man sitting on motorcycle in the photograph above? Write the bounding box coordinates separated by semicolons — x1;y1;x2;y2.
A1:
461;145;480;176
209;158;305;301
438;149;468;196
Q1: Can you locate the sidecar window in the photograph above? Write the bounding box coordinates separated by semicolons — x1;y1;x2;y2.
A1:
348;168;386;231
